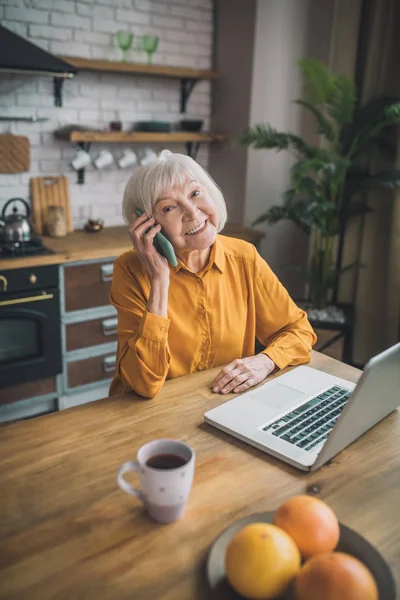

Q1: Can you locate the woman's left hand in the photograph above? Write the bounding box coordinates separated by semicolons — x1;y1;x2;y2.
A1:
212;354;275;394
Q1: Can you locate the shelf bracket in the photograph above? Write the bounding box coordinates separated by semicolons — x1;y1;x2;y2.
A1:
53;78;64;107
185;141;200;160
180;78;197;113
76;142;91;185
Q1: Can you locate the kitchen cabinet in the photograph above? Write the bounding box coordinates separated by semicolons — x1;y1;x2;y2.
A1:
67;353;116;389
59;258;118;408
63;260;114;312
65;316;117;351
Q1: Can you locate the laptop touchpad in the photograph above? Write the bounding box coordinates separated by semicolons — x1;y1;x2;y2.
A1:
255;383;305;409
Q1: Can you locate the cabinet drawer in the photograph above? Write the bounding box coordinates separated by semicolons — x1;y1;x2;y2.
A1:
64;261;114;312
67;354;116;389
0;376;56;405
66;316;118;351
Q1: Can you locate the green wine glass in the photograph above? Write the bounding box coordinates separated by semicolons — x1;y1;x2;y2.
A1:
116;30;133;63
142;35;159;64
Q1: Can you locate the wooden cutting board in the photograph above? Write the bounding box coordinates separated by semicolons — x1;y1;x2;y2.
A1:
30;176;73;235
0;133;30;173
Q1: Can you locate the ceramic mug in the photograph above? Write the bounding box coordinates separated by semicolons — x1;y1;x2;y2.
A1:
93;149;114;169
140;148;158;166
71;148;91;170
117;149;138;168
117;439;195;524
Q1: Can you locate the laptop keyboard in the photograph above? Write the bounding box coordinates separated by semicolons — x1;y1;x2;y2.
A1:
263;386;352;452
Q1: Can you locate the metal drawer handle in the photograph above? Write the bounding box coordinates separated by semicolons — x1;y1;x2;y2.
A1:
102;317;118;336
100;263;114;283
0;293;54;307
103;355;116;373
0;275;8;291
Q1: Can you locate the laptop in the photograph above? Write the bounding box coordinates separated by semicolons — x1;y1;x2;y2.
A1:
204;342;400;471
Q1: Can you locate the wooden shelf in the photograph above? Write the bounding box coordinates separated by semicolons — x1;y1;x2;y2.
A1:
57;56;219;113
68;131;227;143
58;56;219;80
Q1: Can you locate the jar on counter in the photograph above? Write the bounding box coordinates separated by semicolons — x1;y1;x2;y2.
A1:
47;205;67;237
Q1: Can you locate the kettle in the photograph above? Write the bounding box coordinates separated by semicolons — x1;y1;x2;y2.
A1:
0;198;33;245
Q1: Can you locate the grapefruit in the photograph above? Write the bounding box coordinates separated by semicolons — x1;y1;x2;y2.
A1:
294;551;379;600
273;495;340;558
225;522;301;599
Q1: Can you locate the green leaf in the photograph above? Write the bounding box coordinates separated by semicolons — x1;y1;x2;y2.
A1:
345;100;400;157
355;96;400;123
337;262;365;274
291;158;329;179
361;170;400;189
238;125;331;161
251;206;288;227
238;125;300;151
294;99;336;141
327;74;356;125
297;58;336;105
383;102;400;120
251;191;315;235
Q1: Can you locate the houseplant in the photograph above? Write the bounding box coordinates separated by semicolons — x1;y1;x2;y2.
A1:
240;59;400;308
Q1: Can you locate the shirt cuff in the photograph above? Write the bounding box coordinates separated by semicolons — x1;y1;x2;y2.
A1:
262;346;289;371
139;310;170;342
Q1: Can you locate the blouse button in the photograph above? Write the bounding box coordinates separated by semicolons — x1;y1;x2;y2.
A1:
160;327;166;333
200;307;206;315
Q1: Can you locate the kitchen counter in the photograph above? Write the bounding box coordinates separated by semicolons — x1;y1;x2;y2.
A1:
0;224;265;271
0;226;132;271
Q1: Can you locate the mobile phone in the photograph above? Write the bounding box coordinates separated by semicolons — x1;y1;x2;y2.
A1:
135;209;178;267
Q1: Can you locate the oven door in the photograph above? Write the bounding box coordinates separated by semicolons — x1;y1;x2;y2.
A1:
0;287;62;388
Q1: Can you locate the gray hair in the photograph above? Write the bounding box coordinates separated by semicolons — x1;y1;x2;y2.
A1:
122;150;227;232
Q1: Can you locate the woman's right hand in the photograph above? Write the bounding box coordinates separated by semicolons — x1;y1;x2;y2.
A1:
129;212;170;283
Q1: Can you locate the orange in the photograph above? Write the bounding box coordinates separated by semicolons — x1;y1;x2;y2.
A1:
225;522;301;599
273;495;339;558
294;551;379;600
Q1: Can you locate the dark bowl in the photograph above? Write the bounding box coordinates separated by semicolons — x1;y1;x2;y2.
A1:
179;119;204;132
133;121;171;132
206;511;396;600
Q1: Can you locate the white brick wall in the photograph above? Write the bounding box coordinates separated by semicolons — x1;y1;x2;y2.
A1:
0;0;213;229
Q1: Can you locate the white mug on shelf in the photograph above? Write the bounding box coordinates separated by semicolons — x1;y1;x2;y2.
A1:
140;148;158;166
71;148;91;171
93;149;114;170
117;149;138;169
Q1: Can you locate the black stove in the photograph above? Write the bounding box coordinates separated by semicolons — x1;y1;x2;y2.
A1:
0;237;54;258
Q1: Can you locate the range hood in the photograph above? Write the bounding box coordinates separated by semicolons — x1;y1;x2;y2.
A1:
0;25;77;105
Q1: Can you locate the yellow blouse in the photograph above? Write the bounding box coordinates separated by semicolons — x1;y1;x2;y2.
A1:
109;235;317;398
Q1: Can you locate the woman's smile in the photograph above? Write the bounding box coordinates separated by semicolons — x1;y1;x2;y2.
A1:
184;219;208;235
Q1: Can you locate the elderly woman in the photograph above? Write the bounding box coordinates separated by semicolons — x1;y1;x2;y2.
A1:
110;150;316;398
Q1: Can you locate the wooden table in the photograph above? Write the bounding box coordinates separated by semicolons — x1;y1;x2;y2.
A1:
0;352;399;599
